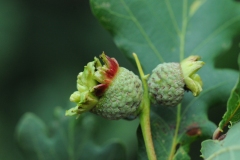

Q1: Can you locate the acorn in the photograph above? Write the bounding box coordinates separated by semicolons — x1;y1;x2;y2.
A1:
148;56;204;107
65;52;143;120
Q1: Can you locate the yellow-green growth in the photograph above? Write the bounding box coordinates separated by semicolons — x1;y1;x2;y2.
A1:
66;59;100;116
180;55;204;96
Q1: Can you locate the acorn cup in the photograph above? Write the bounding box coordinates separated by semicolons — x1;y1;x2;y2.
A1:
147;56;204;107
65;53;143;120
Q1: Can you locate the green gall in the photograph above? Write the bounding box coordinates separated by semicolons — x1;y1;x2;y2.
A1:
148;63;185;107
148;55;204;107
66;52;143;120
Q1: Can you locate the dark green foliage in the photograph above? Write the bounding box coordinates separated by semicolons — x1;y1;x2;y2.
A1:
90;0;240;159
2;0;240;159
16;107;126;160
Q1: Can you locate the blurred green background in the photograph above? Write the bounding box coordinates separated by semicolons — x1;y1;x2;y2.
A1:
0;0;139;159
1;0;240;160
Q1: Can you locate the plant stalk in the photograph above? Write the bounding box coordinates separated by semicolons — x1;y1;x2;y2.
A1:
133;53;157;160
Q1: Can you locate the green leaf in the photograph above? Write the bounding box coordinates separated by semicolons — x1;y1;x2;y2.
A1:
201;121;240;160
90;0;240;159
219;54;240;130
16;107;126;160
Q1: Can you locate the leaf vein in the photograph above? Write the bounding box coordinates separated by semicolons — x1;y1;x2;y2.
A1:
103;9;132;20
222;102;240;129
179;0;188;61
190;15;240;55
120;0;164;62
206;146;240;160
168;104;181;160
164;0;181;35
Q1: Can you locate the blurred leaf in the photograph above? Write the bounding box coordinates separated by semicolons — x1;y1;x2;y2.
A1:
90;0;240;159
219;54;240;130
201;121;240;160
16;107;126;160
